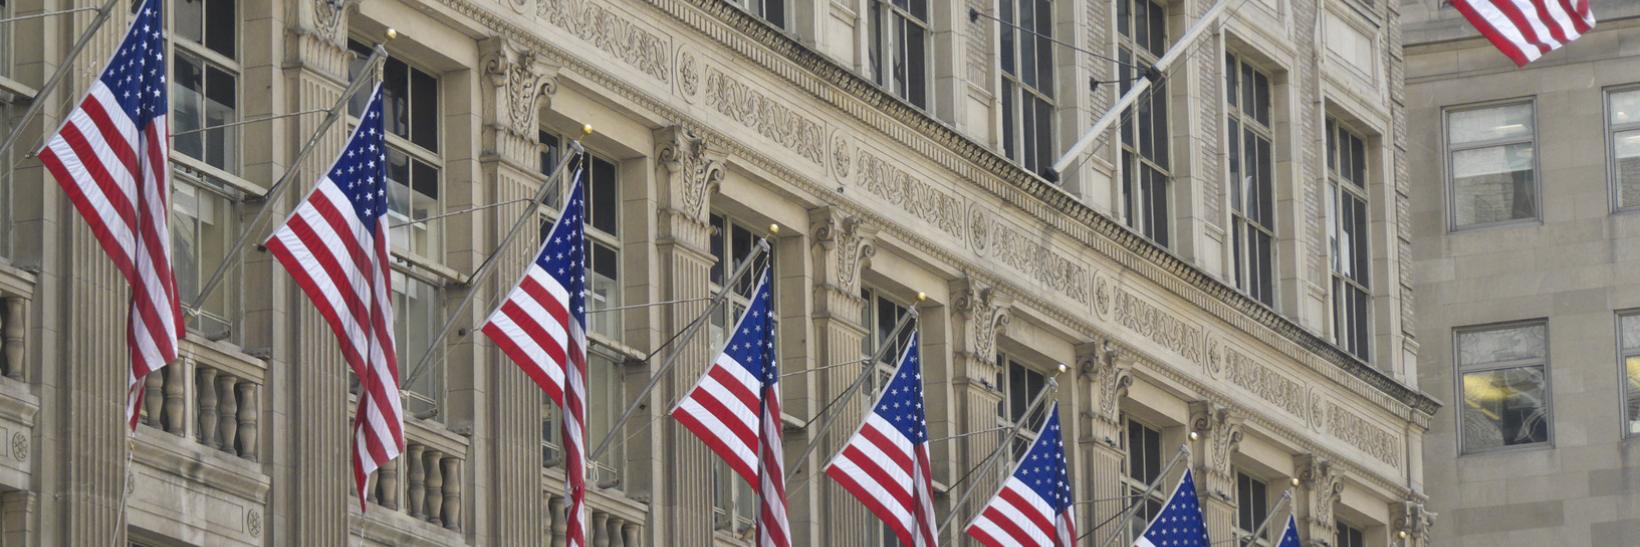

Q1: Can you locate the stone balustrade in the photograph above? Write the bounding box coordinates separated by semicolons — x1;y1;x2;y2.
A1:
137;338;263;462
0;265;33;382
363;424;467;532
545;492;644;547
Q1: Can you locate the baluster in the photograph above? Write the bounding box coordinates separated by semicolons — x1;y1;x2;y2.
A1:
372;453;394;509
606;515;625;547
2;297;24;380
441;456;461;530
592;511;610;547
142;372;163;426
549;495;567;547
236;383;258;460
216;373;238;454
406;444;426;518
163;360;186;434
364;469;378;504
196;367;219;447
621;521;641;547
423;449;444;525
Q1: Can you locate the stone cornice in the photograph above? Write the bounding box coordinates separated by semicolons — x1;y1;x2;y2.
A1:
423;0;1437;418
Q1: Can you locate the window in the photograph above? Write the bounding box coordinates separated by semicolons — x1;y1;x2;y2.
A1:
1607;87;1640;210
1457;322;1550;452
542;137;622;340
543;346;628;488
1122;418;1166;543
1327;118;1371;361
1334;522;1366;547
861;288;915;392
170;170;242;340
1619;313;1640;436
394;272;443;421
1119;0;1170;246
1226;54;1276;306
350;40;442;259
869;0;929;109
170;0;238;173
996;352;1048;457
1235;472;1271;547
999;0;1055;175
732;0;785;29
707;212;777;533
1446;101;1537;228
1;0;13;81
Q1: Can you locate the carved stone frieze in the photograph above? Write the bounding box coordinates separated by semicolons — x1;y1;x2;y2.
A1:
1323;400;1404;469
655;125;724;225
1219;345;1310;421
703;65;827;165
1115;289;1207;368
1297;455;1344;535
968;204;1090;306
537;0;670;82
481;39;558;145
850;149;964;239
952;276;1011;369
1190;401;1244;482
810;208;877;295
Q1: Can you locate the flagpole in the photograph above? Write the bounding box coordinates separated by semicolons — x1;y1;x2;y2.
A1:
0;0;123;161
783;305;920;490
188;35;396;313
1091;443;1192;547
937;368;1065;544
399;134;587;389
586;237;772;462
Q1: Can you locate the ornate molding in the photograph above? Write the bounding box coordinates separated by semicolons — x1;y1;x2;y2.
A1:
655;125;724;224
481;39;559;141
1297;454;1344;535
1393;498;1436;544
1190;401;1244;481
952;276;1011;367
537;0;670;82
1076;339;1133;426
309;0;357;44
810;208;877;295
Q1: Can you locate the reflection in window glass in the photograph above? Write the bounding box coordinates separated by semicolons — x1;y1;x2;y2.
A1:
1620;313;1640;436
869;0;929;109
1447;103;1537;227
170;0;239;173
395;272;443;421
1457;322;1550;451
1328;119;1371;361
1608;88;1640;209
171;172;240;341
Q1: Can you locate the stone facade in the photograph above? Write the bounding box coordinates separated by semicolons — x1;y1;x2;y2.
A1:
0;0;1430;544
1403;2;1640;546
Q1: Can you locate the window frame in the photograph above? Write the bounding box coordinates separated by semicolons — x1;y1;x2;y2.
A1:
1443;98;1542;231
1333;520;1367;547
169;163;244;341
995;351;1049;458
860;287;915;393
998;0;1057;175
706;211;777;534
868;0;931;110
1120;416;1167;545
1326;116;1373;363
539;132;623;342
1118;0;1171;247
1454;319;1553;454
731;0;786;30
168;0;241;174
1618;311;1640;439
1604;84;1640;213
350;39;446;262
1234;470;1273;547
1225;51;1278;308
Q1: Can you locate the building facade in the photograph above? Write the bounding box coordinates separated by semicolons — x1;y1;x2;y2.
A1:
0;0;1435;544
1403;2;1640;545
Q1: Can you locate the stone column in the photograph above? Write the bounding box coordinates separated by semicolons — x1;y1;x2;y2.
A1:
1189;401;1243;544
475;36;558;546
280;2;360;542
1392;498;1436;547
1296;454;1343;544
652;125;722;547
799;207;876;546
1076;339;1133;547
945;277;1010;539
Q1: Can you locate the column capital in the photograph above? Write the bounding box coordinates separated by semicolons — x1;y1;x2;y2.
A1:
1393;497;1437;546
655;125;724;223
1296;454;1344;536
481;38;558;163
1189;401;1244;486
951;275;1011;368
1075;338;1132;428
809;207;877;297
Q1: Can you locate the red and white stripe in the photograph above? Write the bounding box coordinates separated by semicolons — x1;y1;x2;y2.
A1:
826;414;939;546
38;81;184;431
265;179;404;508
756;390;790;547
481;266;571;404
559;314;588;547
966;477;1075;547
672;352;766;483
1450;0;1596;66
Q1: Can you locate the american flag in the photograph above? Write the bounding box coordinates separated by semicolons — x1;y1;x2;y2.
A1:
671;267;790;547
966;403;1077;547
1275;513;1302;547
36;0;184;430
825;331;938;547
1450;0;1595;66
1133;468;1209;547
264;85;404;509
480;162;589;547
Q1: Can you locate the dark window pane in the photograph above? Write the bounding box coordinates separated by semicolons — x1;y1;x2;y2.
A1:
1134;0;1148;50
870;6;885;85
1257;137;1272;226
764;0;784;27
1021;98;1038;171
1154;82;1169;167
205;64;237;170
205;0;234;58
411;158;439;201
1350;135;1367;184
1035;98;1053;173
593;242;618;279
1019;0;1037;88
1255;72;1270;125
172;54;204;161
907;24;926;108
383;58;409;139
709;215;726;286
176;0;202;44
1226;54;1238;108
411;68;439;152
1118;0;1130;37
590;157;618;235
1147;0;1166;55
1000;0;1015;76
1002;82;1016;160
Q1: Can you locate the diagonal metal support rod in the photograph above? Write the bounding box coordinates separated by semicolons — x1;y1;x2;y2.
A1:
1089;444;1191;545
0;0;123;162
0;7;97;24
388;198;534;229
168;109;327;138
938;371;1064;544
584;296;715;314
187;41;393;313
586;240;771;462
930;425;1010;444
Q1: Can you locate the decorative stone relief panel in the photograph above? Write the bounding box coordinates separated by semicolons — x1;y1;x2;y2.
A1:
847;146;965;240
703;65;827;165
1218;345;1310;421
967;204;1091;307
1113;289;1207;368
1322;400;1403;469
537;0;670;82
676;45;700;102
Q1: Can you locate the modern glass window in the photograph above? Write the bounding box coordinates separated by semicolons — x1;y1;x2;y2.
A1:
707;212;777;534
1446;101;1537;229
732;0;785;29
1619;312;1640;437
999;0;1055;175
394;271;443;421
1226;53;1276;306
1607;87;1640;210
1236;471;1271;547
1122;417;1166;544
351;40;442;259
995;352;1048;457
869;0;929;109
170;0;238;173
860;288;914;392
1119;0;1170;246
1457;321;1551;452
1334;522;1366;547
170;171;242;340
1327;118;1371;361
